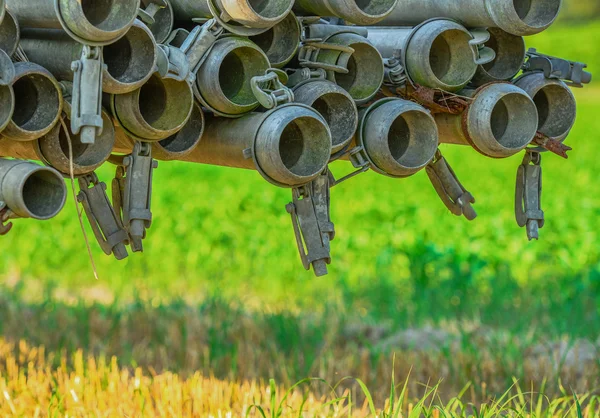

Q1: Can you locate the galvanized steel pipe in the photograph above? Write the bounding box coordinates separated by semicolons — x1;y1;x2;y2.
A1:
436;83;538;158
379;0;562;36
0;81;14;133
249;11;300;68
366;20;479;92
0;158;66;220
21;21;158;95
181;104;332;187
513;72;576;142
6;0;141;45
140;0;174;44
294;0;398;25
471;28;525;86
0;10;20;57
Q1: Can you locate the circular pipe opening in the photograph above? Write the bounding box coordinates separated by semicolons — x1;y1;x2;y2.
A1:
428;29;476;87
0;11;19;56
104;25;156;85
481;28;525;80
489;92;539;149
12;74;61;133
387;110;438;169
312;92;357;149
278;116;330;177
219;47;268;106
249;13;299;66
22;169;66;219
141;0;174;43
533;84;577;138
511;0;560;29
79;0;139;32
137;75;192;132
158;104;204;154
247;0;291;19
354;0;396;17
335;42;383;102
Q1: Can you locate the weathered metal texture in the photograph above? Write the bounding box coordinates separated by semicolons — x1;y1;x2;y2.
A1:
0;9;20;57
513;71;576;142
379;0;562;36
309;32;384;104
471;28;525;86
436;83;538;158
0;81;14;133
114;102;204;160
112;73;194;142
0;158;66;220
6;0;140;45
170;0;293;31
353;98;438;177
294;0;398;25
0;0;5;25
366;20;479;92
140;0;174;44
1;62;63;142
195;36;270;117
181;103;332;187
21;21;157;95
0;49;14;87
293;79;357;154
249;11;300;68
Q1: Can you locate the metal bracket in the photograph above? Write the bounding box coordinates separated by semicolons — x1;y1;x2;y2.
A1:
137;0;167;25
469;28;496;66
112;142;158;252
286;67;327;88
330;146;371;185
383;54;407;87
286;170;335;277
70;45;104;144
77;173;129;259
523;48;592;88
426;150;477;220
180;19;224;81
251;69;294;109
515;150;544;240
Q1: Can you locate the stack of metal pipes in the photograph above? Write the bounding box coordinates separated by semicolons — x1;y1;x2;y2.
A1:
0;0;592;275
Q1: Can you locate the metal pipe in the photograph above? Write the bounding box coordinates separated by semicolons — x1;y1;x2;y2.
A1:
0;9;20;57
249;11;300;68
366;20;479;92
351;98;438;177
112;72;194;142
0;49;14;87
181;104;332;187
140;0;174;44
195;36;270;117
310;32;384;104
170;0;293;30
0;0;5;25
436;83;538;158
114;102;205;161
293;79;357;154
0;80;14;133
1;62;63;142
20;21;158;95
471;28;525;86
6;0;141;45
294;0;398;25
513;72;576;142
379;0;562;36
0;158;66;220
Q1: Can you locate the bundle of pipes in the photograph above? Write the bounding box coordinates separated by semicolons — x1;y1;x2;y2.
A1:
0;0;592;275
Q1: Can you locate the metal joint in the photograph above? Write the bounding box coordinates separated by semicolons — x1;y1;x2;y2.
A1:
138;0;167;25
426;150;477;220
286;68;327;88
180;19;224;80
298;42;354;74
523;48;592;88
515;150;544;240
286;170;335;277
383;55;407;87
70;45;104;144
77;173;129;259
469;28;496;66
156;44;190;82
251;69;294;109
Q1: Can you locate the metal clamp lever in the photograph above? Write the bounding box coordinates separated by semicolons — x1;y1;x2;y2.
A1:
113;142;158;253
426;150;477;220
383;55;406;87
286;68;327;88
523;48;592;88
298;42;354;74
77;173;129;259
515;150;544;240
251;69;294;109
286;170;335;277
180;18;223;79
70;45;104;144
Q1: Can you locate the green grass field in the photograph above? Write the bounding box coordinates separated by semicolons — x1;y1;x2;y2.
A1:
0;20;599;416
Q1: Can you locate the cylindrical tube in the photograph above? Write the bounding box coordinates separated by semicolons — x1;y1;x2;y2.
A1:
471;28;525;86
0;49;14;87
313;32;384;104
195;36;270;117
0;1;5;24
294;0;398;25
513;72;576;142
293;80;357;154
21;21;158;95
140;0;174;44
0;158;66;220
379;0;562;36
170;0;293;30
249;11;300;68
436;83;538;158
6;0;141;45
114;102;204;161
366;20;478;92
352;98;438;177
181;104;332;187
1;62;63;142
0;82;14;133
0;10;20;57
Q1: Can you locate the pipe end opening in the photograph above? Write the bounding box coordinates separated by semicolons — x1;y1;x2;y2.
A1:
278;116;330;178
334;42;383;102
428;29;476;88
312;92;357;149
247;0;292;20
138;75;192;132
511;0;561;29
490;92;538;149
158;105;204;154
22;169;66;220
533;84;577;139
481;28;526;80
104;25;156;85
387;110;438;170
354;0;397;18
79;0;139;32
219;47;269;106
12;74;60;134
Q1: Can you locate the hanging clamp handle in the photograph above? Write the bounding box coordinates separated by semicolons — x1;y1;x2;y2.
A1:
515;150;544;240
523;48;592;88
77;173;129;259
426;150;477;220
70;45;104;144
286;170;335;277
180;18;223;80
251;69;294;109
298;41;354;74
0;203;14;235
